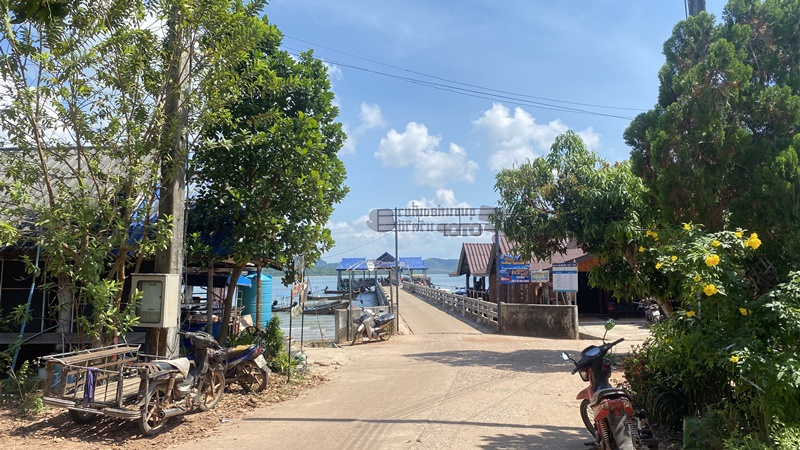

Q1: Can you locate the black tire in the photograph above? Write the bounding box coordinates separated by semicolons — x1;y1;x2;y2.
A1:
351;329;363;346
237;360;268;393
379;322;395;341
139;385;170;436
609;414;635;450
68;408;98;424
199;369;225;411
579;399;595;436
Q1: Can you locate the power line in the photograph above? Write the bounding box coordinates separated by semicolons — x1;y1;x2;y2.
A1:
283;35;646;114
322;235;388;259
283;48;636;120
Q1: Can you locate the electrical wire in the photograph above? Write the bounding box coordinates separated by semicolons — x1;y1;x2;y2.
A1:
322;234;389;259
282;36;646;116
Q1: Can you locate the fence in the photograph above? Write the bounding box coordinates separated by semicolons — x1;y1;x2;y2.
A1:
403;283;499;331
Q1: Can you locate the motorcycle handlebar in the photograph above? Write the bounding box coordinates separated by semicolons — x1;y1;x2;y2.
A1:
608;337;625;347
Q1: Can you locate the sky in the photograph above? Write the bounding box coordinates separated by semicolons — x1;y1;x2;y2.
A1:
265;0;728;264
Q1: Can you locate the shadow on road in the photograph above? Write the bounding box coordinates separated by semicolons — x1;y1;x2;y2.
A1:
406;348;570;373
479;427;592;449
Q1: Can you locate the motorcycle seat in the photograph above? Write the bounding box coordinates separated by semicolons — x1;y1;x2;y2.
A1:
374;313;395;326
152;358;190;378
590;387;630;406
226;344;255;358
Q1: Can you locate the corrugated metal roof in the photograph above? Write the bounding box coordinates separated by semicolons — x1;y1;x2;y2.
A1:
399;257;428;270
336;258;366;270
454;242;493;276
489;234;591;273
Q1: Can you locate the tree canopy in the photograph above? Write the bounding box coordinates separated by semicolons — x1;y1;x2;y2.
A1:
625;1;800;279
188;27;348;344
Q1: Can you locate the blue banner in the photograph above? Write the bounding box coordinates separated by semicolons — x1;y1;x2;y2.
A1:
499;255;530;284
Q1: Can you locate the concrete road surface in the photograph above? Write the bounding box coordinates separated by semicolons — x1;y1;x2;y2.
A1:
178;289;650;450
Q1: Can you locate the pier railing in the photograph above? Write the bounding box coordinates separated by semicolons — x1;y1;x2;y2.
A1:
403;283;499;331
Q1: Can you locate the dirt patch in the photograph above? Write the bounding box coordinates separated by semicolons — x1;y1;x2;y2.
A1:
0;373;326;450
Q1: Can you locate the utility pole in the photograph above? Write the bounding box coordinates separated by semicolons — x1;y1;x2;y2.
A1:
687;0;706;17
148;2;189;358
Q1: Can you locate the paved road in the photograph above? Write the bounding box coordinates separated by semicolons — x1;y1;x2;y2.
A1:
178;290;649;450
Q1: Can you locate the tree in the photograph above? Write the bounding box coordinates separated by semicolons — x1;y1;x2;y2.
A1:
492;131;672;308
625;2;800;280
188;29;348;345
0;0;269;346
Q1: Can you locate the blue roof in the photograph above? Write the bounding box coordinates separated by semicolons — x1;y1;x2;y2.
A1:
336;258;366;270
399;257;428;270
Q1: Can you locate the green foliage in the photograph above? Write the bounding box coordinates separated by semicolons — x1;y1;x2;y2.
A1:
623;225;800;447
229;316;295;374
0;360;45;415
626;1;800;278
188;20;348;344
493;131;660;303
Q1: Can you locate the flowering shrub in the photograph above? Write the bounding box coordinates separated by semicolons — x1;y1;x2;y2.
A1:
626;225;800;446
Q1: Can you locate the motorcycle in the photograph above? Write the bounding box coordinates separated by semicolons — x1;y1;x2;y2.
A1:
351;309;396;345
561;320;658;450
138;331;226;435
644;299;663;323
222;335;270;393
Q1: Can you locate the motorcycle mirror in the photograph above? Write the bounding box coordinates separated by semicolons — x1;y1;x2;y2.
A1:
604;319;616;331
561;352;570;361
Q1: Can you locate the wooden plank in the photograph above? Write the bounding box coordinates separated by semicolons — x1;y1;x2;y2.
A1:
0;332;146;345
51;345;140;365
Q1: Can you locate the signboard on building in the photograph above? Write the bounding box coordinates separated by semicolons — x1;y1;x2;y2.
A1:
499;255;530;284
552;262;578;292
531;270;549;283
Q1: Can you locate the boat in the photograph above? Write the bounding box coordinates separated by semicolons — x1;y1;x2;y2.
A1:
272;300;299;312
306;293;347;301
302;300;348;315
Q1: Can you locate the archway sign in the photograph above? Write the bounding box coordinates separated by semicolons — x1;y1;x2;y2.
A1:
367;205;497;236
366;205;501;330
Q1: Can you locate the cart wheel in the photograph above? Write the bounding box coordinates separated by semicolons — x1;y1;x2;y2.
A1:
68;409;98;424
237;361;268;393
199;369;225;411
139;385;170;436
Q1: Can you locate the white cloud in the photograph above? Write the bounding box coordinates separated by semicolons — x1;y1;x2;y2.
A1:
473;103;602;171
374;122;478;187
324;62;344;81
341;102;385;155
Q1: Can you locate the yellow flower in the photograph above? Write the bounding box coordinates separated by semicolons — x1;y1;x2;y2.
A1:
739;307;748;316
664;338;670;344
750;232;759;239
638;246;645;253
694;275;702;282
703;284;718;296
712;240;720;247
652;232;659;239
655;262;664;269
735;231;743;238
745;236;762;250
671;255;677;261
730;355;739;363
705;254;720;267
683;223;691;230
686;311;696;317
645;230;653;237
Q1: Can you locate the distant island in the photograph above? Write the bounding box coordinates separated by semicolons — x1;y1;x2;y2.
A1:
262;257;458;277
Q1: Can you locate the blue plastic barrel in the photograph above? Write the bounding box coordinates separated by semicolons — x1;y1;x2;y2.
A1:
242;272;272;328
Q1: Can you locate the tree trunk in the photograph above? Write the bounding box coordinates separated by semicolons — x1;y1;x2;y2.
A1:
56;273;73;352
217;263;246;346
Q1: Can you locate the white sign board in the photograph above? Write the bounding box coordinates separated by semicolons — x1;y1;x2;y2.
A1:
552;263;578;292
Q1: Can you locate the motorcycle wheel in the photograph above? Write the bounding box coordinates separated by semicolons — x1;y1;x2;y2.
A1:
351;329;363;346
608;414;635;450
379;322;395;341
579;399;595;436
68;409;98;424
139;385;170;436
237;360;269;393
199;369;225;411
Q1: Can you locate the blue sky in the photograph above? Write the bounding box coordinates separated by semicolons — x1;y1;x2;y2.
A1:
266;1;728;263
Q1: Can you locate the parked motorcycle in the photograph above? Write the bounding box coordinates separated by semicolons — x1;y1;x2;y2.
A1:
351;309;396;345
644;299;664;323
222;338;270;393
561;320;658;450
138;331;226;435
